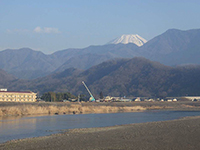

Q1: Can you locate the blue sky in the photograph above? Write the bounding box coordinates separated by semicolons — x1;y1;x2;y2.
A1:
0;0;200;54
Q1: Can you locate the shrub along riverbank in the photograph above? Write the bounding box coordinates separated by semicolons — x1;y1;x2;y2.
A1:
0;101;200;117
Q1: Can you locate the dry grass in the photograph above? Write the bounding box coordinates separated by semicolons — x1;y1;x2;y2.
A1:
0;103;146;117
1;101;200;117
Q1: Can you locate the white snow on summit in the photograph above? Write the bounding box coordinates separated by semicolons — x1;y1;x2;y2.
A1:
108;34;147;46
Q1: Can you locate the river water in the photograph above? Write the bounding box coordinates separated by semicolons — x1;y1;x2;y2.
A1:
1;110;200;143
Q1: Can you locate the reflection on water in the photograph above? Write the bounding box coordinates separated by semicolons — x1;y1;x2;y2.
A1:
1;110;200;143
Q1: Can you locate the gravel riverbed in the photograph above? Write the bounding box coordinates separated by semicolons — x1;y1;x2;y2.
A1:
1;115;200;150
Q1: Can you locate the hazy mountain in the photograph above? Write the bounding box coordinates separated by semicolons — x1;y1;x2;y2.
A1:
52;57;200;97
55;53;114;72
0;48;62;79
0;69;16;89
139;29;200;65
51;43;139;59
0;44;140;79
1;28;200;79
49;43;140;73
108;34;147;46
12;67;83;94
7;57;200;98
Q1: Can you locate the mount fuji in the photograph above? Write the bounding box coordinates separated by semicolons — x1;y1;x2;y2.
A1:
108;34;147;46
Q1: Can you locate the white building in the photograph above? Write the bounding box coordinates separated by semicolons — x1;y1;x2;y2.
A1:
134;97;141;101
0;89;37;102
184;96;200;101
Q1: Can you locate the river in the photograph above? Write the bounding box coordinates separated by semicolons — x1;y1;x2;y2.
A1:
1;110;200;143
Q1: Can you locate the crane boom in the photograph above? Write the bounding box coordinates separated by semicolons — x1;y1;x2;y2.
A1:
82;81;95;101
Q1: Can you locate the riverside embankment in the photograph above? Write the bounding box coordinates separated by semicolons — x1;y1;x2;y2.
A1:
0;101;200;117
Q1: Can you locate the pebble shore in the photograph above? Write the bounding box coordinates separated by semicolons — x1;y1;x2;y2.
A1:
1;116;200;150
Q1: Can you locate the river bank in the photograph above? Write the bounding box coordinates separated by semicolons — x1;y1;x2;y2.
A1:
1;115;200;150
0;102;145;117
0;101;200;117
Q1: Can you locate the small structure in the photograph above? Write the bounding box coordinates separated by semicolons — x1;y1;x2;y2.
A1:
134;97;141;102
104;96;113;102
148;99;155;102
0;88;7;91
184;96;200;101
95;99;100;102
62;99;70;102
167;99;172;102
160;99;165;102
120;98;132;102
0;89;37;102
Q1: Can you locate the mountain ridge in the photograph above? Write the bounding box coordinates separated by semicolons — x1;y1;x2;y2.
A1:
138;28;200;65
1;28;200;79
4;57;200;98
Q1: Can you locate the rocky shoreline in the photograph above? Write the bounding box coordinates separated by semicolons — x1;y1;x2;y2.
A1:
1;115;200;150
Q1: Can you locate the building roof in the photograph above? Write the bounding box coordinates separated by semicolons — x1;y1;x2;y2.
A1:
0;91;35;94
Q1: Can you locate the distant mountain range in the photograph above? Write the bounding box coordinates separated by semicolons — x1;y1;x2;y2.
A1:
0;44;139;79
3;57;200;98
139;29;200;66
0;48;60;79
0;28;200;79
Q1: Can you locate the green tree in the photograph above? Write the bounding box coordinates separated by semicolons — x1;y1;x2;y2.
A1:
41;92;51;102
79;94;88;102
41;92;77;102
99;91;104;99
49;92;56;102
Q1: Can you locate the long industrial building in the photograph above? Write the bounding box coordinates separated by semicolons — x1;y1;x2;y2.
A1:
0;89;37;102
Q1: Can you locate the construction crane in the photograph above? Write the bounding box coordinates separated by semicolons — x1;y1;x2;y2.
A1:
82;81;95;102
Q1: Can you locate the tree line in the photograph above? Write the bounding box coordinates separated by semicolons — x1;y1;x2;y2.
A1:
40;92;91;102
40;91;105;102
40;92;77;102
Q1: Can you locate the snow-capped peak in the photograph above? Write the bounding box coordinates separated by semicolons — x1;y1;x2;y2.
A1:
108;34;147;46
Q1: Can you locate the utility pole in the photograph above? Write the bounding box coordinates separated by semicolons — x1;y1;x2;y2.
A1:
78;94;80;102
